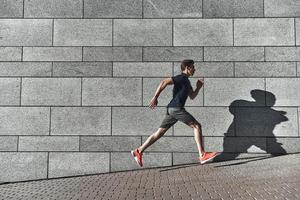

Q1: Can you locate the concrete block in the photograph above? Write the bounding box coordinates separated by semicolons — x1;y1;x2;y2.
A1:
0;136;17;151
267;137;300;153
141;136;196;152
0;152;47;182
0;62;51;76
234;18;294;46
297;19;300;45
111;152;171;171
114;19;172;46
235;62;296;77
204;78;265;106
173;153;199;165
0;47;22;61
48;152;109;178
84;0;142;18
21;78;81;106
53;62;112;77
0;107;49;135
266;78;300;106
143;47;203;61
143;77;203;107
235;107;298;137
265;47;300;61
174;107;234;137
83;47;142;62
0;78;20;105
203;0;263;17
19;136;79;151
54;19;112;46
0;19;52;46
112;107;172;136
174;19;233;46
174;62;234;77
51;107;111;136
23;47;82;61
206;136;267;153
113;62;172;77
82;78;142;106
80;136;140;151
204;47;264;61
0;0;23;17
144;0;202;18
265;0;300;17
24;0;82;18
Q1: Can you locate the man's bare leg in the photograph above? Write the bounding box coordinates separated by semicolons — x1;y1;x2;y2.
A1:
138;127;169;153
189;122;205;157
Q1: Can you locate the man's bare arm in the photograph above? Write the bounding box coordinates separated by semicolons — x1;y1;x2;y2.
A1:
189;79;204;100
149;78;173;109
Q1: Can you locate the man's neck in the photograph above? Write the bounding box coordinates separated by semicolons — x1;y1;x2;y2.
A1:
181;72;189;77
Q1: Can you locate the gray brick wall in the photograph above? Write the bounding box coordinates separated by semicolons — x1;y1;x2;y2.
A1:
0;0;299;183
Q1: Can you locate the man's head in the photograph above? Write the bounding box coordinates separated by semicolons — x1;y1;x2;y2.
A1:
181;59;195;76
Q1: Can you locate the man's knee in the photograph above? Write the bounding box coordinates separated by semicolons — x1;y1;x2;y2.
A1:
189;121;201;129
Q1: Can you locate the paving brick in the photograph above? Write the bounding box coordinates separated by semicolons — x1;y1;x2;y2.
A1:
23;47;82;61
265;0;300;17
174;19;233;46
204;78;265;106
267;137;300;153
174;62;234;77
203;0;263;17
143;47;203;62
235;107;298;137
0;0;23;17
83;47;142;62
234;18;295;46
0;107;49;135
174;107;234;137
112;107;172;136
113;62;172;77
265;47;300;61
0;47;22;61
19;136;79;151
143;77;203;107
141;136;196;152
204;47;264;61
0;19;52;46
266;78;300;106
0;136;17;151
53;62;112;77
54;19;112;46
48;152;109;178
0;78;20;105
144;0;202;18
235;62;296;77
21;78;81;106
114;19;172;46
84;0;142;18
82;78;141;106
51;107;111;136
111;152;172;171
80;136;140;151
24;0;82;18
0;62;51;76
0;152;47;182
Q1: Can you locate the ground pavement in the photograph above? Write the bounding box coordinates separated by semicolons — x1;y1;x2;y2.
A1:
0;154;299;200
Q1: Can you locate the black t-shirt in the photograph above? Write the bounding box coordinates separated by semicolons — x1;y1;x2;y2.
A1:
167;73;192;108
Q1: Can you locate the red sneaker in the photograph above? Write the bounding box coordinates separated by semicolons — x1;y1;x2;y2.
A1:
131;148;143;167
199;152;219;164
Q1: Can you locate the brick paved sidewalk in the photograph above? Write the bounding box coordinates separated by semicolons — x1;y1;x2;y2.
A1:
0;154;299;200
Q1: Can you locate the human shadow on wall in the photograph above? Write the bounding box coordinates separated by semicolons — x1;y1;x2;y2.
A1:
215;89;288;164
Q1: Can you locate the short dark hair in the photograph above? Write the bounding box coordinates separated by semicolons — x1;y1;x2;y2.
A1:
180;59;194;71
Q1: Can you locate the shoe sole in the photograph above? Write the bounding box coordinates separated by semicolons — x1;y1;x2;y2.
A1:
200;153;220;165
131;150;143;167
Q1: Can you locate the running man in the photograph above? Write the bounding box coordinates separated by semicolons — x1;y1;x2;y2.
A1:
131;59;219;167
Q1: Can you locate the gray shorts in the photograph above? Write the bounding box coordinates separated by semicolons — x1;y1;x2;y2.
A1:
159;107;198;129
